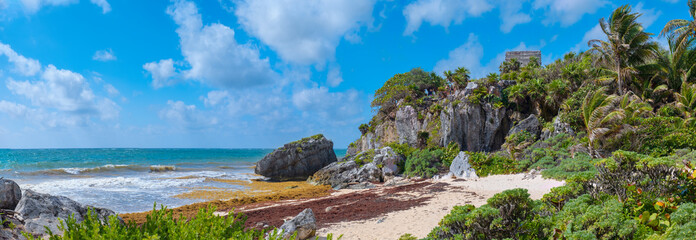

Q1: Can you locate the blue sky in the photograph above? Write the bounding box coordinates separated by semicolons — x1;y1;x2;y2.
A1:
0;0;688;148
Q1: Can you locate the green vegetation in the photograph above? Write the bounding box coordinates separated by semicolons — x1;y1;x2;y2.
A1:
289;134;325;145
24;205;344;240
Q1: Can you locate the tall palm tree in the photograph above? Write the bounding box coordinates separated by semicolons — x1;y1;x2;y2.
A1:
649;37;696;92
589;5;659;95
582;87;625;158
660;0;696;60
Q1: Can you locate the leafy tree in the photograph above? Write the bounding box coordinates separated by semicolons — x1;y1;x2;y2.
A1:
589;5;658;95
444;67;471;90
500;58;521;74
582;87;624;157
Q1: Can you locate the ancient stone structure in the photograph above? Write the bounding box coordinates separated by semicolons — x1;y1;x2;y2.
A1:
505;51;541;66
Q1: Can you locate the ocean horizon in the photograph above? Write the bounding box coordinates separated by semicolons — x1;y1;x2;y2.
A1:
0;148;347;213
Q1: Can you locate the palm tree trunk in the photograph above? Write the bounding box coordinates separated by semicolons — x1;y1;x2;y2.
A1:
617;60;624;95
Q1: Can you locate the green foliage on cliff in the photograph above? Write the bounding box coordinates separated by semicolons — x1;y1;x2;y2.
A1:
371;68;444;114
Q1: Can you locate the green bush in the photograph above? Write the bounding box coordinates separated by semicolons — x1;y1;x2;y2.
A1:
551;195;640;239
541;153;596;180
404;149;443;178
467;151;517;177
427;189;547;240
26;205;288;240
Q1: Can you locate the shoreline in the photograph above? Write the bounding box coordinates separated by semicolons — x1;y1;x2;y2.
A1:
120;173;564;239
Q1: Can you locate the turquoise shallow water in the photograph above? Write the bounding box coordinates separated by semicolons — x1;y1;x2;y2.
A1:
0;148;346;213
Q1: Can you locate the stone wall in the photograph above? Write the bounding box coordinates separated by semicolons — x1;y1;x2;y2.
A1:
505;51;541;66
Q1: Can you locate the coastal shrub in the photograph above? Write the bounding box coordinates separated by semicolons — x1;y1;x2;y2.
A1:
542;181;586;211
516;133;576;172
551;195;640;239
353;149;376;167
622;116;696;156
467;151;517;177
541;153;596;180
26;205;287;240
427;189;548;240
404;149;443;178
440;142;460;168
358;123;369;135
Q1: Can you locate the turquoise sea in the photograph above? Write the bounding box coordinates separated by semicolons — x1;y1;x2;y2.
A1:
0;149;346;213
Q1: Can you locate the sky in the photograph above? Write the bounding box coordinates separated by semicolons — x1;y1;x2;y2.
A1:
0;0;689;149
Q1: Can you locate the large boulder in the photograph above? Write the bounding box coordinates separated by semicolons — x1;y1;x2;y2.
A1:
255;134;337;181
449;152;478;179
15;190;122;236
509;114;541;139
372;147;403;177
279;209;316;240
308;160;381;189
0;178;21;210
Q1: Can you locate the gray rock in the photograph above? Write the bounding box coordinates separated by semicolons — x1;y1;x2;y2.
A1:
463;82;479;95
255;134;338;181
308;159;382;189
396;105;420;146
0;179;21;210
440;102;511;152
509;114;541;139
1;209;26;240
15;190;122;236
449;152;478;179
541;117;576;141
279;209;316;240
372;147;403;178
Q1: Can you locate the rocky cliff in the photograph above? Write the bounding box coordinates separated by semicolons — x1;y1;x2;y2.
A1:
348;81;516;155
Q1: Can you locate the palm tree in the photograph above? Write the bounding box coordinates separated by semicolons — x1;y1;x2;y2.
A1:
589;5;658;95
675;83;696;118
649;38;696;92
618;93;653;120
582;87;625;158
660;0;696;60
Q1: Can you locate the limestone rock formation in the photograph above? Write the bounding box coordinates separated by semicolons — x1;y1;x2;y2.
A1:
279;208;316;240
309;147;403;189
509;114;541;139
440;102;511;152
0;178;21;210
372;147;403;177
449;152;478;179
15;189;122;236
396;105;420;146
255;134;337;181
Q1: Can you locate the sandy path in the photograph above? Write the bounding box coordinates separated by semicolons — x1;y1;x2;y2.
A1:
316;174;564;240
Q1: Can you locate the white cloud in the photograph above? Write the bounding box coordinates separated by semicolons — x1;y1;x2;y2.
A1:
434;33;494;78
104;83;119;97
292;86;364;121
533;0;608;26
145;0;277;89
634;2;661;28
143;59;177;88
159;100;218;129
403;0;493;35
234;0;376;65
89;0;110;13
327;65;343;87
92;49;116;61
573;24;605;52
499;1;532;33
0;42;41;76
0;42;119;127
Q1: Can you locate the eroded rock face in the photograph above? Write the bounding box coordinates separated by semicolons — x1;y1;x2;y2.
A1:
255;134;337;181
279;209;316;240
396;105;420;146
15;190;122;236
441;102;511;152
0;179;21;210
449;152;478;179
509;114;541;139
309;147;401;189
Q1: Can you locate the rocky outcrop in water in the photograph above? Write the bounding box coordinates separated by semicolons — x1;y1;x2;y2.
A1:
15;189;122;236
279;208;316;240
255;134;338;181
0;178;21;210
